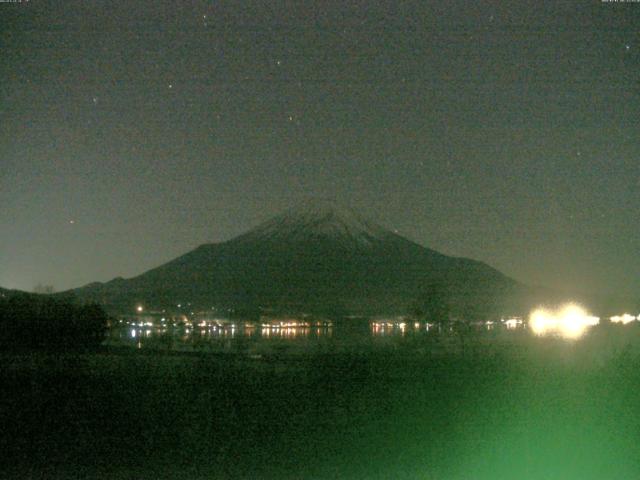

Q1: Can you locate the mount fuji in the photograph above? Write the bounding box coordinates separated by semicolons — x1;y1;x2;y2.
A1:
70;201;526;318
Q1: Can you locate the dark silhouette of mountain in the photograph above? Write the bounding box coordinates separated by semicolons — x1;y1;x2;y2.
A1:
71;201;530;318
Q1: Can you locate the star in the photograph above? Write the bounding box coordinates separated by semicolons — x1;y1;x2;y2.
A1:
69;220;75;225
276;60;282;66
92;97;98;105
168;84;173;89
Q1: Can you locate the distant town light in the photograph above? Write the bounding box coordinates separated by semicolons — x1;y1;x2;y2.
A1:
136;305;143;313
610;313;636;325
503;318;523;330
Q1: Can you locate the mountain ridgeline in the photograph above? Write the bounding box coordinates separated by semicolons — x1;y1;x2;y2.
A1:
72;202;529;319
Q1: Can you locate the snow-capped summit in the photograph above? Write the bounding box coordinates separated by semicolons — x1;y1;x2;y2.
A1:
238;199;389;246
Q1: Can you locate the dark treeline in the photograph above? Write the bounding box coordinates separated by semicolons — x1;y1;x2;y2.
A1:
0;291;108;351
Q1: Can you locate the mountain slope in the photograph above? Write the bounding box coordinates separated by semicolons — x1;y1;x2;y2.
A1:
72;202;525;317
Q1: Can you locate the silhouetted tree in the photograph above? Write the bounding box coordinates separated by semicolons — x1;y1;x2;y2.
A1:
0;293;108;352
33;284;55;294
412;283;451;331
314;301;350;321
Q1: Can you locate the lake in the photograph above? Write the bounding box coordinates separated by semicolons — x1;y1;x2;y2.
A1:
105;317;526;355
4;320;640;479
5;323;640;479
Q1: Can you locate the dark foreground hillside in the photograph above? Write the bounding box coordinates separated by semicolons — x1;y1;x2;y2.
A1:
2;329;640;480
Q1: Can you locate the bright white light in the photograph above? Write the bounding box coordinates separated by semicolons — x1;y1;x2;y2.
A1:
529;308;557;336
529;304;599;339
503;318;522;330
136;305;143;313
558;304;593;339
610;313;637;325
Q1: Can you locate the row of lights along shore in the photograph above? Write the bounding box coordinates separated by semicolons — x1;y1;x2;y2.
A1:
133;303;639;341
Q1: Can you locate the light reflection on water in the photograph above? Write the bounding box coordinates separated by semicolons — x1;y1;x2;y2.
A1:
106;310;625;353
107;321;339;353
370;320;440;336
106;317;498;353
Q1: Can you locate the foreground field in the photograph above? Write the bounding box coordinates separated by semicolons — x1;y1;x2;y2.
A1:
2;327;640;479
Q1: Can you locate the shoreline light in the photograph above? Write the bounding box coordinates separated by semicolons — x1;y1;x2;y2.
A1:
610;313;637;325
503;317;523;330
529;304;599;339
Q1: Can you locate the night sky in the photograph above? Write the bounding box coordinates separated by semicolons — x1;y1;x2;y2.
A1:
1;1;639;296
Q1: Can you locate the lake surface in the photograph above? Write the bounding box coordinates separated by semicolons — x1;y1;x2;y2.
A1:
6;326;640;480
108;307;639;355
105;317;529;355
5;318;640;479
